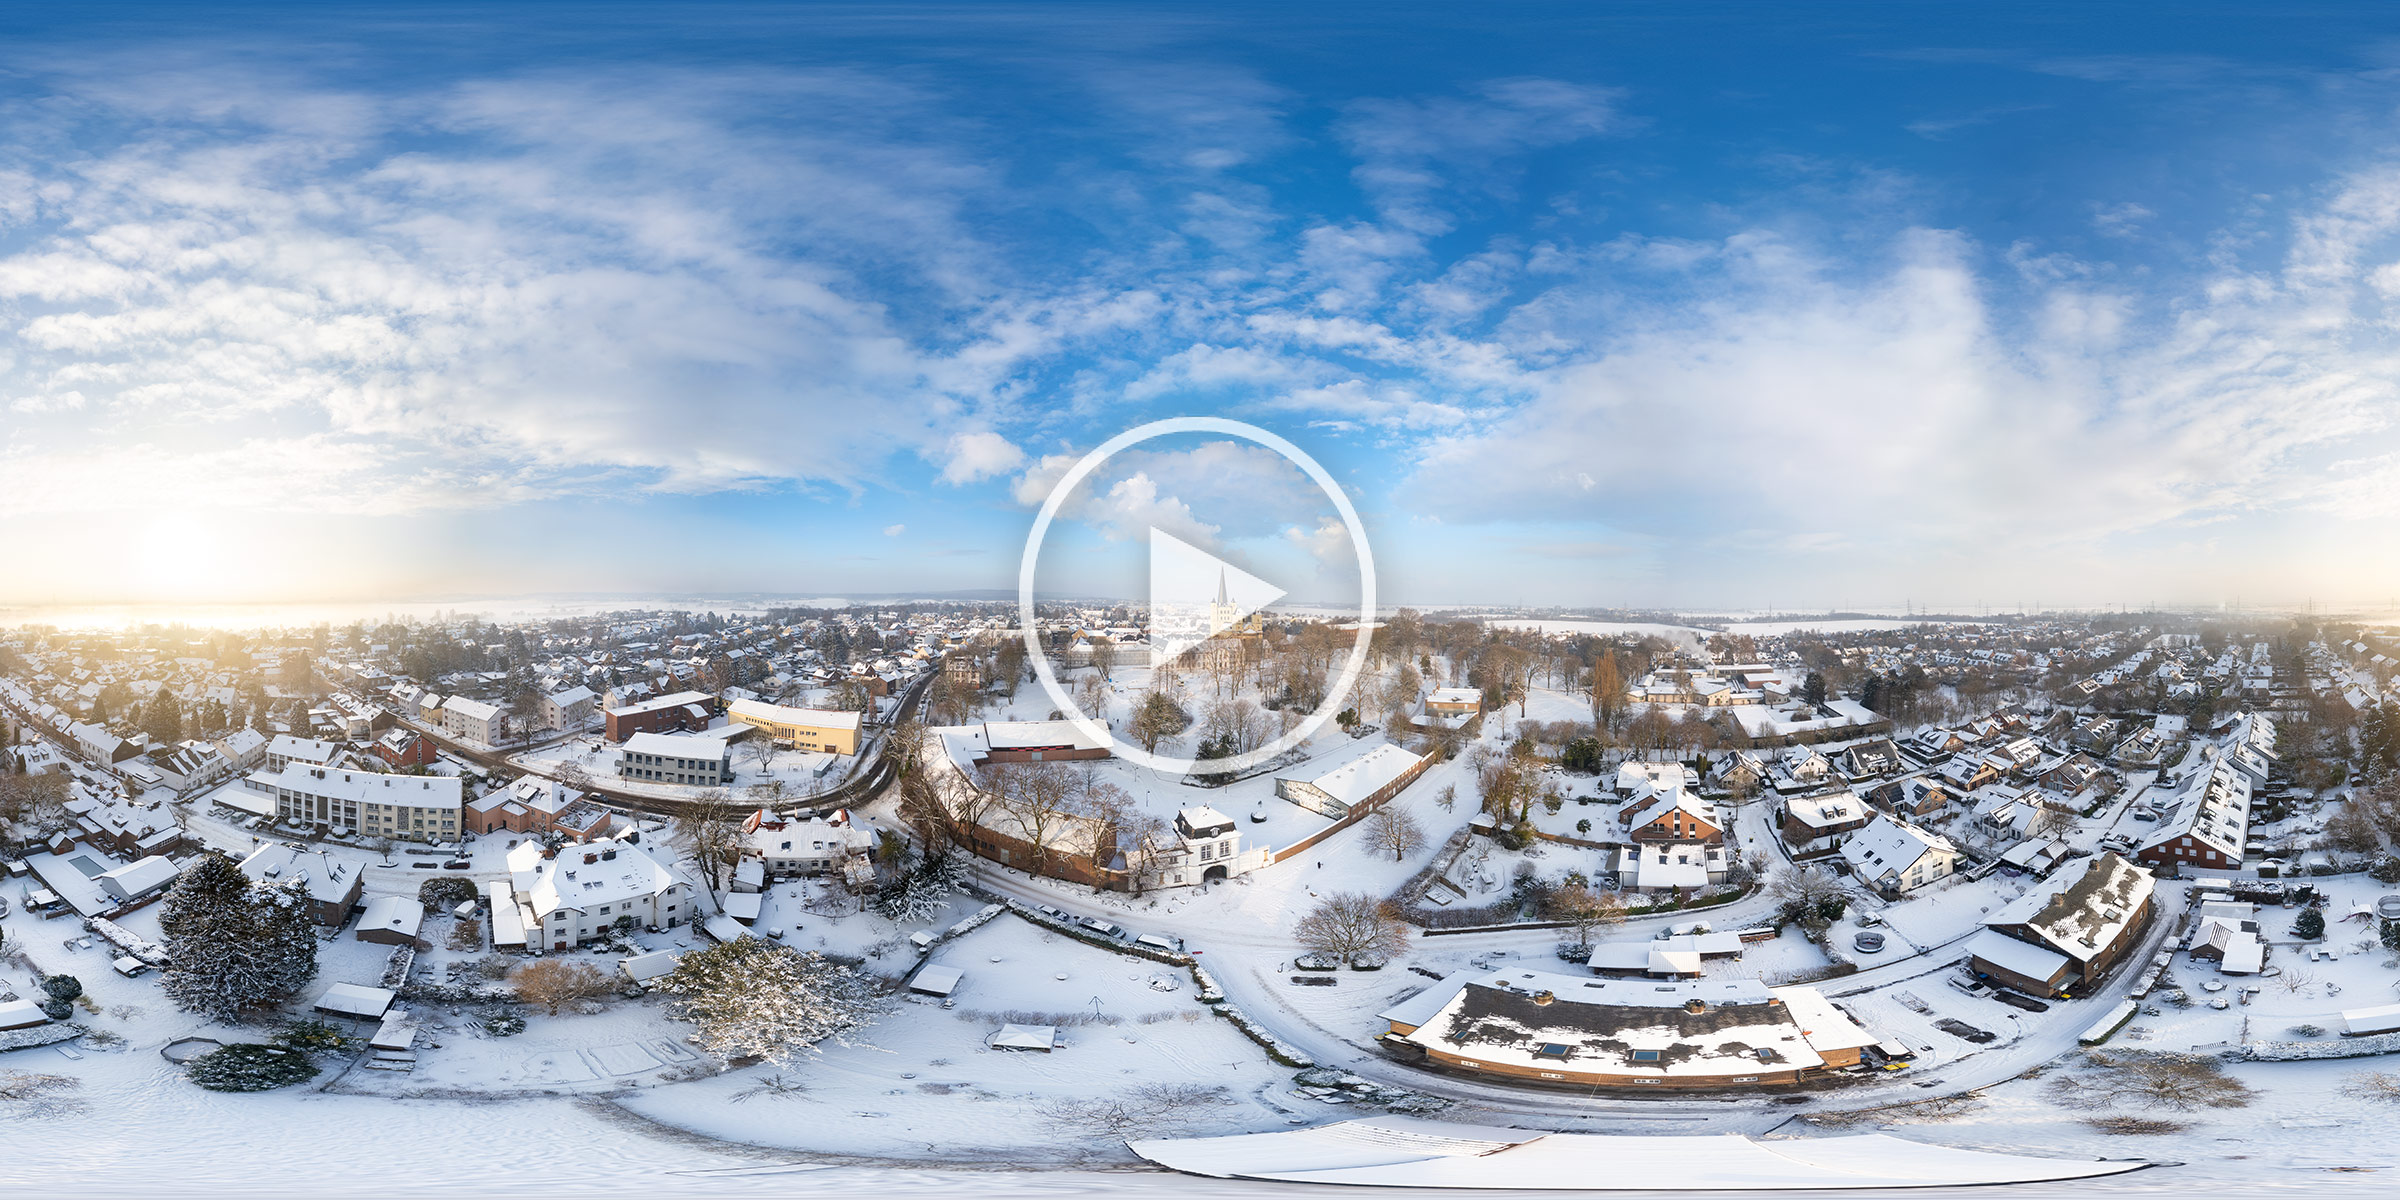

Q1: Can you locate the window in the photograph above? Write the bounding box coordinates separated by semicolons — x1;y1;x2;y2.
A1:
1630;1049;1660;1062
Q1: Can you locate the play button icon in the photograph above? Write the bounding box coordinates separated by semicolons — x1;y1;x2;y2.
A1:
1147;527;1285;667
1017;416;1376;774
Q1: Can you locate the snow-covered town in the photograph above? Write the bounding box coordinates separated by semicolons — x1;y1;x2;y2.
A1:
7;603;2400;1194
17;4;2400;1197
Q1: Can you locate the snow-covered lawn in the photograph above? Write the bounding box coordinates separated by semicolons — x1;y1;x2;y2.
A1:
614;914;1307;1161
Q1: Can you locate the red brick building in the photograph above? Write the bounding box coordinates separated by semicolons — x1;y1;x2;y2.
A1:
602;690;720;742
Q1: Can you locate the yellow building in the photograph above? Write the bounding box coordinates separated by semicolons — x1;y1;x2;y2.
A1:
726;699;863;755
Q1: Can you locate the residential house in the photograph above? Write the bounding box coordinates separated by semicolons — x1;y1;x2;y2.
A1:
505;837;690;950
1840;815;1959;895
1966;853;2155;995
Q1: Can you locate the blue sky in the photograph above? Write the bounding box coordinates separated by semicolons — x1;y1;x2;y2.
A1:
4;3;2400;611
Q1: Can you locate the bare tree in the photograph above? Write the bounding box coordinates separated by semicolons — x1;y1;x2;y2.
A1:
1546;881;1625;945
2042;1051;2256;1112
1365;806;1427;862
1293;892;1411;963
511;959;616;1014
674;789;744;902
746;732;782;776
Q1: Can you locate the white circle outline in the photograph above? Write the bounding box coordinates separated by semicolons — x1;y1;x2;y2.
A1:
1016;417;1377;776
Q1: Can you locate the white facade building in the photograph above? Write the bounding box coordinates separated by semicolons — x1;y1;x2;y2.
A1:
506;837;690;950
253;761;463;842
617;732;732;786
442;696;506;745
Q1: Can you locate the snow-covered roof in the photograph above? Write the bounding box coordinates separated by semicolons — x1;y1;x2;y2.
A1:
1966;928;2071;983
267;733;339;764
359;895;425;940
1385;968;1868;1080
238;844;361;906
607;689;716;717
1840;816;1955;881
0;997;50;1030
728;698;862;731
314;982;395;1019
442;696;503;722
96;854;180;898
1984;853;2153;966
911;963;965;996
1785;792;1865;831
621;949;682;983
991;1023;1055;1051
256;761;464;809
979;718;1105;751
621;731;729;761
1285;744;1426;806
508;837;678;922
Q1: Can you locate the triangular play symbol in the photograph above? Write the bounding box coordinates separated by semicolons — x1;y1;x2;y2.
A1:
1149;527;1285;666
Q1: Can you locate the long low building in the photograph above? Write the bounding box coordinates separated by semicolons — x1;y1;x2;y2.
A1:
1276;744;1432;819
603;690;720;742
249;761;463;842
727;698;862;755
976;719;1109;763
617;732;732;786
1379;968;1875;1089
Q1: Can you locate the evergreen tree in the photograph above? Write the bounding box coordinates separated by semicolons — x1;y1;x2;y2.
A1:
159;853;320;1021
143;685;183;746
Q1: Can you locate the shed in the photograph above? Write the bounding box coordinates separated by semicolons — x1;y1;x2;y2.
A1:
730;859;766;893
356;896;427;945
910;963;964;998
2342;1002;2400;1036
721;892;764;924
313;983;396;1021
703;916;751;944
452;899;479;920
990;1023;1056;1052
96;855;180;903
0;997;49;1031
486;880;528;950
370;1009;418;1053
621;949;683;985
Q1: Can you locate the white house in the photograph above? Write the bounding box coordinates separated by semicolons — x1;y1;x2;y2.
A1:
617;732;732;786
265;734;340;772
442;696;506;746
739;809;874;878
1840;815;1959;894
506;837;690;950
214;728;268;772
542;686;597;732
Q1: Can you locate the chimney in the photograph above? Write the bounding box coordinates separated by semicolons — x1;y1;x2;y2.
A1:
1532;990;1556;1006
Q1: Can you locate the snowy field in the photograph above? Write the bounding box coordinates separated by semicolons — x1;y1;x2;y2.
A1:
1482;619;1708;652
1713;618;1994;636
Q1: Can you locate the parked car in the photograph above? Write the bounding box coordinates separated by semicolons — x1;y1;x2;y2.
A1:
1948;975;1993;999
1081;918;1127;940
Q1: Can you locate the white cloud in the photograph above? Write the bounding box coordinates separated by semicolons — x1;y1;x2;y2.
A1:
883;523;907;537
938;431;1027;485
1404;196;2400;577
0;65;1036;519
